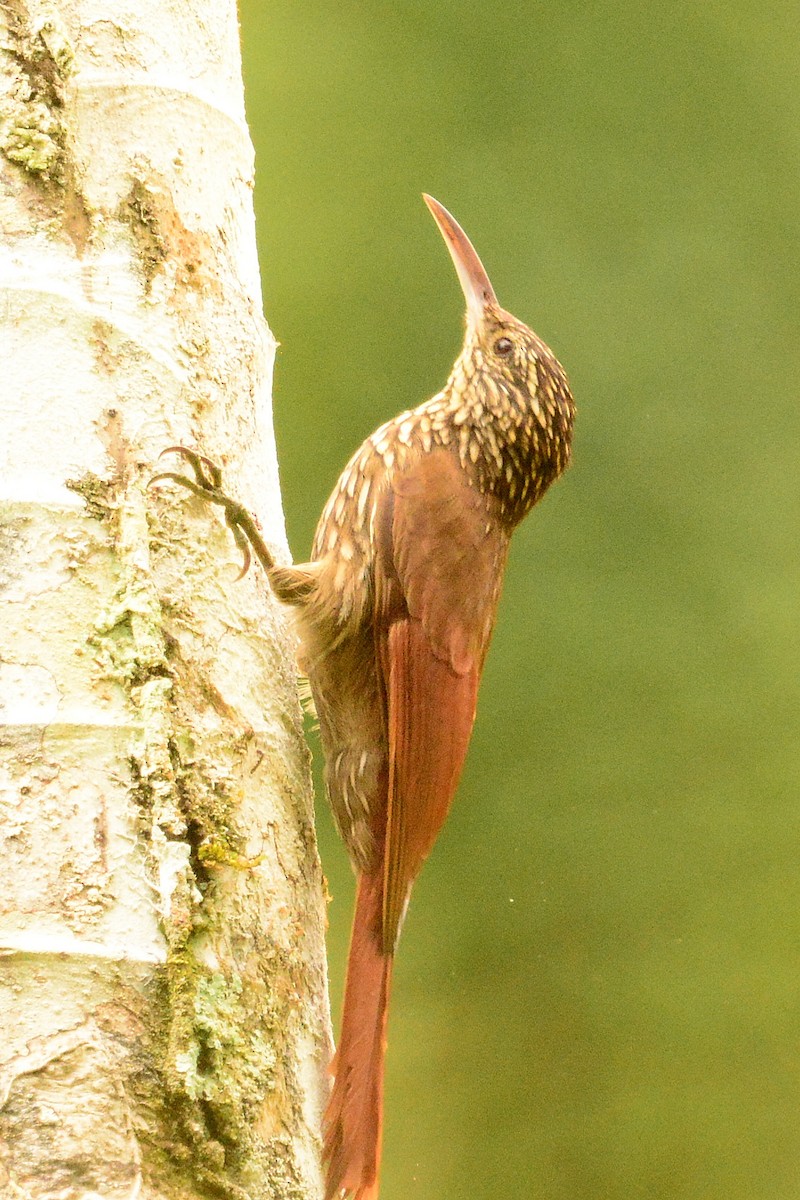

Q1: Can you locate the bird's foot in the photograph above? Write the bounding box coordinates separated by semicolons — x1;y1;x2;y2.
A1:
150;446;275;579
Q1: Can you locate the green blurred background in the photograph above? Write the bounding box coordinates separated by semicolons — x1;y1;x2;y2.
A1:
239;4;800;1197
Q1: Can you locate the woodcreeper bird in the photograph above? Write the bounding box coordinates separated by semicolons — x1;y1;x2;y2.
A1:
155;195;575;1200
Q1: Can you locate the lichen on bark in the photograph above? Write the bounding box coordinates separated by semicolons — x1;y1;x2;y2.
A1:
0;3;74;184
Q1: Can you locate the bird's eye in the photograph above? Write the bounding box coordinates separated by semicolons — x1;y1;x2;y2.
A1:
494;336;513;357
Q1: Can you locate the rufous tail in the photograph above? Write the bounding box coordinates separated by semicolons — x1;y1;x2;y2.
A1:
323;870;393;1200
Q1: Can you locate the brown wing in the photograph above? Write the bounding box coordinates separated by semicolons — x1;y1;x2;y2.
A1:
374;447;508;950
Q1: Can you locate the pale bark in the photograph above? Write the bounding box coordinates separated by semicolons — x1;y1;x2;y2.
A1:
0;2;332;1197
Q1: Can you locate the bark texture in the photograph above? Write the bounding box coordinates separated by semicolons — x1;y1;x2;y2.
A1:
0;2;332;1197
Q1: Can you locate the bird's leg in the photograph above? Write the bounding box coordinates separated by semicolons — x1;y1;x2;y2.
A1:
150;446;275;580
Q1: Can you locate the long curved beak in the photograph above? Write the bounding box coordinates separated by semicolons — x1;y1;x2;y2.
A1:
423;194;497;332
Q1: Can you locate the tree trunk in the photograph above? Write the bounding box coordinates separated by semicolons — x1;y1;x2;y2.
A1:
0;2;332;1197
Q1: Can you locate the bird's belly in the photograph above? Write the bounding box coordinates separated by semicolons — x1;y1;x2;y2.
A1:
307;627;387;871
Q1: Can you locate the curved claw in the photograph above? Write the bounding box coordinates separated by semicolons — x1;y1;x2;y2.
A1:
228;522;252;580
234;539;252;581
148;470;217;503
159;445;221;490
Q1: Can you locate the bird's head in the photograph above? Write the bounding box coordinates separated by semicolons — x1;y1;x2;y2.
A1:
423;193;573;438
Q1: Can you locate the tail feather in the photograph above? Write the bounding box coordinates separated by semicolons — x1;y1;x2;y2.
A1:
324;871;393;1200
